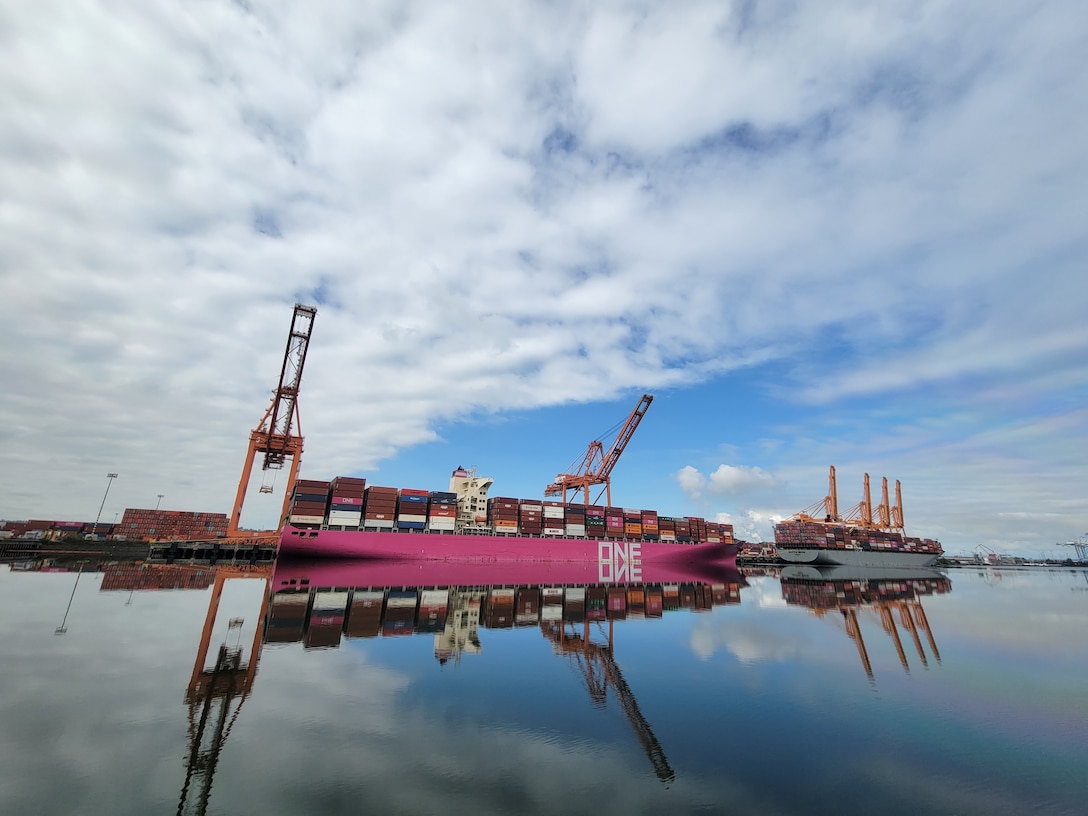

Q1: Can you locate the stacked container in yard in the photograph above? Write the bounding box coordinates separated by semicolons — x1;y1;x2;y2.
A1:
427;491;458;532
640;510;659;541
52;521;84;539
542;501;565;536
488;497;519;534
585;506;606;538
363;486;397;529
328;477;365;529
289;480;330;527
675;518;692;543
623;509;643;539
397;488;428;530
118;509;230;542
519;500;542;536
605;507;624;538
346;590;385;638
564;504;586;537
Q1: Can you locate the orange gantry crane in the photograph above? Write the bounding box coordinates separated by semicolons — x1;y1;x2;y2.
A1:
228;304;317;536
544;394;653;507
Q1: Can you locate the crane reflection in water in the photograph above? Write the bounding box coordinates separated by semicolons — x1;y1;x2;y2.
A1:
166;559;747;813
779;564;950;680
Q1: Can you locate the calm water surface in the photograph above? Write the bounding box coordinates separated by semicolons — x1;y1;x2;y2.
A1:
0;561;1085;815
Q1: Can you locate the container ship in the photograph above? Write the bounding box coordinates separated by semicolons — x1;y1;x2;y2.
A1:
774;467;943;568
279;466;739;569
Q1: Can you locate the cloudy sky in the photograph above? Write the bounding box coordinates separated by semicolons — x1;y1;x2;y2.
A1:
2;1;1086;556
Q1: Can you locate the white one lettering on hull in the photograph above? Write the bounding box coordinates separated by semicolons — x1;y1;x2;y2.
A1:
598;541;642;583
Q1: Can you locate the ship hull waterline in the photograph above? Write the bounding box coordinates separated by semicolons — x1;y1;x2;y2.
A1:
279;524;739;569
272;555;746;590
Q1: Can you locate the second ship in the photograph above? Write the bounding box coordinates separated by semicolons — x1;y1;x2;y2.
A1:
774;467;943;568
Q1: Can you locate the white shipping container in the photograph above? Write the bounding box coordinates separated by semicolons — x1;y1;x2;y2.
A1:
543;527;564;536
363;519;395;529
328;511;363;522
289;515;325;525
565;525;586;536
396;514;427;523
543;507;564;519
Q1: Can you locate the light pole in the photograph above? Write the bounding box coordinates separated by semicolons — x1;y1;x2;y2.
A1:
91;472;118;539
156;494;164;511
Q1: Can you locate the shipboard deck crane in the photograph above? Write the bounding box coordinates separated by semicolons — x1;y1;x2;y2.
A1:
228;304;316;536
544;394;653;507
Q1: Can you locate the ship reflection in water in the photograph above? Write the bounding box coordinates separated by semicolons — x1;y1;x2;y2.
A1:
173;558;748;813
779;564;951;680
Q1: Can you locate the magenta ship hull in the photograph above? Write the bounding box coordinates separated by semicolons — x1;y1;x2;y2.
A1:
279;525;738;570
272;553;745;590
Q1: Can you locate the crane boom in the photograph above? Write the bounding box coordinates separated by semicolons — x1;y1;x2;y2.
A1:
544;394;653;506
228;304;317;536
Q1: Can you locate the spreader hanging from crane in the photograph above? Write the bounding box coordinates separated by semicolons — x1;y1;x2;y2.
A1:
544;394;653;507
228;303;316;536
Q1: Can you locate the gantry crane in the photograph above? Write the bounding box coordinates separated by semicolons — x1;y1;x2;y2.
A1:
228;304;316;536
544;394;653;506
541;618;674;784
794;467;907;533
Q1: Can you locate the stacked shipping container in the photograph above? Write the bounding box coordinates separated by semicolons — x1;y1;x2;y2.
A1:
294;474;736;546
288;480;331;526
774;520;942;555
328;477;366;529
427;491;457;531
118;508;229;542
364;486;397;529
